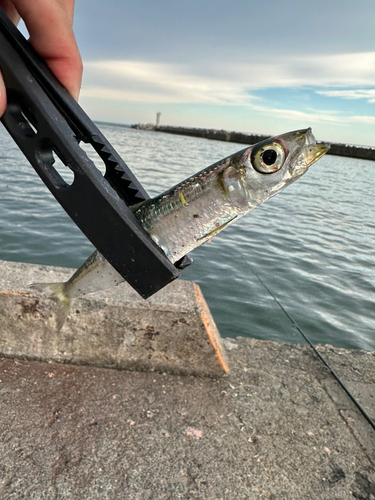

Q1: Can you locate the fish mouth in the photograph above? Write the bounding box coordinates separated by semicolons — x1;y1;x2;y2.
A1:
306;142;330;166
278;128;330;170
299;128;330;167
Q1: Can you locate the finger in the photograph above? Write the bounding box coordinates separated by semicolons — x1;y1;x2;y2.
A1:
10;0;82;100
0;2;19;116
0;0;21;24
64;0;76;24
0;72;7;117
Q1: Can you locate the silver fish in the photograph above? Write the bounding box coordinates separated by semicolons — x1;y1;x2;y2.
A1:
32;128;329;329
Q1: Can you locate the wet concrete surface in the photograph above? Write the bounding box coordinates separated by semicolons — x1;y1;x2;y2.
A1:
1;338;374;499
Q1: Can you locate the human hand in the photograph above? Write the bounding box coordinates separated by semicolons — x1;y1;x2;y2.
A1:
0;0;82;115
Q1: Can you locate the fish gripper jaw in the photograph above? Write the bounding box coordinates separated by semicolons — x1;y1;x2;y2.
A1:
0;6;190;298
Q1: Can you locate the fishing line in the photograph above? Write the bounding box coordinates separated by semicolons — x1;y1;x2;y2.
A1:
240;254;375;432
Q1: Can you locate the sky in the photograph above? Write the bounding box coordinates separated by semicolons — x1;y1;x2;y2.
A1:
69;0;375;146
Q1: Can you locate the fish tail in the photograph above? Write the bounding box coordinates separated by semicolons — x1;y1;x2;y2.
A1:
30;282;71;331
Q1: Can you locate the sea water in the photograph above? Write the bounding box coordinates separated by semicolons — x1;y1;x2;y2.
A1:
0;123;374;350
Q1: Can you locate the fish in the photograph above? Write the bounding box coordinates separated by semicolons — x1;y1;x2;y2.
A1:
31;128;329;329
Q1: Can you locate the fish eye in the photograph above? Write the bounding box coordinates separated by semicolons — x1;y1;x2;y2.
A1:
251;142;285;174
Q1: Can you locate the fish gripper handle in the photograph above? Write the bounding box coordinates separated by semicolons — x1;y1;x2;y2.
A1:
0;7;186;298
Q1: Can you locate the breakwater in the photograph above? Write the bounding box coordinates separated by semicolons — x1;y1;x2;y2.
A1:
132;124;375;161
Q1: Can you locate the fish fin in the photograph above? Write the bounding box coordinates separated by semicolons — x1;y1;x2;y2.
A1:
197;217;238;241
30;282;71;331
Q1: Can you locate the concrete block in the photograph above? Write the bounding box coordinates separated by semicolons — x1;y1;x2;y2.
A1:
0;260;228;377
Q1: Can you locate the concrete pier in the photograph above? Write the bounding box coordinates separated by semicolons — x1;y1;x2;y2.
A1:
0;260;374;499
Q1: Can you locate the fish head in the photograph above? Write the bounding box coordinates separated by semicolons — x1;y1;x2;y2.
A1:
239;128;329;206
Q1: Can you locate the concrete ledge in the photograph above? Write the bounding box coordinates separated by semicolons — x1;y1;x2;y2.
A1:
0;260;228;377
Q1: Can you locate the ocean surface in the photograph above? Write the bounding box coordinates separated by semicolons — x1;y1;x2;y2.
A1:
0;123;374;351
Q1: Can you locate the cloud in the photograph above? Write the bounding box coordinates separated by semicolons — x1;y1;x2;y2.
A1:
245;103;375;126
82;51;375;100
82;60;257;106
80;52;375;127
214;51;375;88
316;89;375;103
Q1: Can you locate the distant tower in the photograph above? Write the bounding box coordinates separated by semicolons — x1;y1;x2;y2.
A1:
156;112;161;127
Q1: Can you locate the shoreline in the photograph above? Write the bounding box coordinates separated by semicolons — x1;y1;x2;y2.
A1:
132;124;375;161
